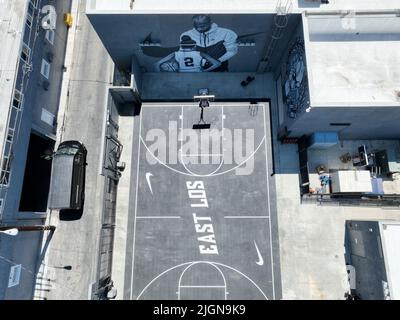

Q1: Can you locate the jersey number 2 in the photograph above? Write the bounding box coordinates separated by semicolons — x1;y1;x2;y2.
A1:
184;57;194;67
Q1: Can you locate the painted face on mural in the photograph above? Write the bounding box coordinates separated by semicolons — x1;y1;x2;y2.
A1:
193;15;212;33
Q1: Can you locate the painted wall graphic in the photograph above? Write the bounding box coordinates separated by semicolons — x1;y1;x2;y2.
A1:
146;15;240;72
282;38;310;118
88;14;280;72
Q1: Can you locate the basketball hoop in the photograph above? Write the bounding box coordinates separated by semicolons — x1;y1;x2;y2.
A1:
193;91;214;130
193;95;215;102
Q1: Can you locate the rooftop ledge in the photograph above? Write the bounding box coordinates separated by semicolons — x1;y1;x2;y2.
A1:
86;0;400;14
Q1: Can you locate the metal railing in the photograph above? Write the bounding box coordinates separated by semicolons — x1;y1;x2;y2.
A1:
301;193;400;207
257;0;293;73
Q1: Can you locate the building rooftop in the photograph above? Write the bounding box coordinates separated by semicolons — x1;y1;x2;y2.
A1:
0;0;27;155
304;13;400;107
87;0;400;13
380;222;400;300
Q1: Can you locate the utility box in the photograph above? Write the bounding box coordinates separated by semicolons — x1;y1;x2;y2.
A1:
330;170;372;193
371;177;384;195
308;132;339;150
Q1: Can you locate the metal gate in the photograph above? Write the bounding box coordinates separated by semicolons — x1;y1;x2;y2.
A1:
93;101;122;299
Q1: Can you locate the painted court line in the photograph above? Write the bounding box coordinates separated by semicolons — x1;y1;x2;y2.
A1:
224;216;270;219
136;216;181;219
131;103;275;300
137;261;268;300
178;285;226;288
130;111;142;300
182;154;224;157
143;103;254;108
263;104;276;300
179;105;225;177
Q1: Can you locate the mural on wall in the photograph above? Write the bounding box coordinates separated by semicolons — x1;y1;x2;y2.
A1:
140;15;265;72
282;38;310;118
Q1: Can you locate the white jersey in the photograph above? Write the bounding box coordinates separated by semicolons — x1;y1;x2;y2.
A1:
174;50;203;72
181;23;238;63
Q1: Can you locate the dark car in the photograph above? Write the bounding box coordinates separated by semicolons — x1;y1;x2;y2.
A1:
48;140;87;210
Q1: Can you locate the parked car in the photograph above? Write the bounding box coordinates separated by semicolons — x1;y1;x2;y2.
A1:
48;141;87;210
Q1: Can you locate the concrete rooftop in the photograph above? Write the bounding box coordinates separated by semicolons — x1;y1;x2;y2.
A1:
305;14;400;107
87;0;400;13
0;0;27;161
380;222;400;300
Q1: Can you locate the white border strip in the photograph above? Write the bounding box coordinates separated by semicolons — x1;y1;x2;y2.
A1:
129;111;142;300
263;104;275;300
224;216;270;219
136;216;181;219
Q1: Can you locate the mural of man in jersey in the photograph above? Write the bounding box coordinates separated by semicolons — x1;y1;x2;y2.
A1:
180;15;238;72
155;15;238;72
157;35;222;73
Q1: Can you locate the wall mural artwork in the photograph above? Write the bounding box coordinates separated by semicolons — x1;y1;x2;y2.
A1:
140;15;265;73
282;38;310;118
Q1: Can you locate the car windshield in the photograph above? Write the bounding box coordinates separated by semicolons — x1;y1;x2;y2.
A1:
56;147;78;156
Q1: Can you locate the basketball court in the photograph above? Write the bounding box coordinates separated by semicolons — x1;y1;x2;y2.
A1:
124;101;281;300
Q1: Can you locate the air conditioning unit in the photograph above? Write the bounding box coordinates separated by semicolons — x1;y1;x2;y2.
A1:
42;80;50;91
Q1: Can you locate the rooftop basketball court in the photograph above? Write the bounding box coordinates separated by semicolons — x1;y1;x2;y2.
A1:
123;101;281;300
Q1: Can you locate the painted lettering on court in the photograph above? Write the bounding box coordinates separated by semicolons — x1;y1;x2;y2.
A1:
193;214;218;255
187;181;218;255
186;181;208;207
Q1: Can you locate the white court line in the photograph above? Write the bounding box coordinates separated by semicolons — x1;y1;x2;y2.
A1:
183;154;223;157
140;135;266;177
263;104;276;300
224;216;270;219
179;105;225;176
140;103;266;177
177;261;228;300
137;216;181;219
137;260;268;300
179;285;226;288
130;111;142;300
143;103;254;108
131;103;274;300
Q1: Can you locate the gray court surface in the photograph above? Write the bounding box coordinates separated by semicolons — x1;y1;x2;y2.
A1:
124;102;281;300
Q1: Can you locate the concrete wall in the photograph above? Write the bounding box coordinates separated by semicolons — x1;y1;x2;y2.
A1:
275;17;308;133
131;55;142;94
86;13;277;70
286;106;400;139
141;72;273;101
31;0;71;137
